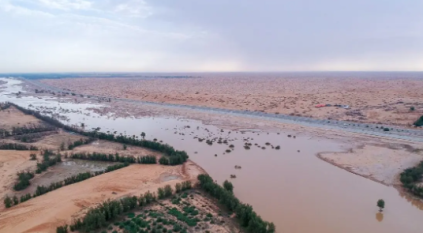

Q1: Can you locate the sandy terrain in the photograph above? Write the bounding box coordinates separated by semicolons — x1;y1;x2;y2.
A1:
0;106;41;130
40;74;423;126
0;161;205;233
319;144;423;186
0;150;37;206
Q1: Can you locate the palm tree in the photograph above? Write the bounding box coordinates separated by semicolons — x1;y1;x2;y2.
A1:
141;132;146;139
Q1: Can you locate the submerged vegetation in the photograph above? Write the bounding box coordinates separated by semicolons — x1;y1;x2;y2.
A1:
400;161;423;198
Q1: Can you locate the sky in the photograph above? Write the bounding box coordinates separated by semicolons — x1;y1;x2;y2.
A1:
1;0;423;72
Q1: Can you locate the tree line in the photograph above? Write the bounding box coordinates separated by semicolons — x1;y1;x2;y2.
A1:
0;143;38;151
9;102;189;165
4;163;130;208
11;124;56;136
67;138;96;150
62;181;191;232
69;152;157;164
36;150;62;174
197;174;275;233
0;102;11;110
400;161;423;198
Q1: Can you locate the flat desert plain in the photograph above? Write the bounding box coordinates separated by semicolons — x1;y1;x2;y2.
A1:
41;73;423;127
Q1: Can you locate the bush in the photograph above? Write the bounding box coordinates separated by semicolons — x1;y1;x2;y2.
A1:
14;171;35;191
56;225;68;233
414;116;423;127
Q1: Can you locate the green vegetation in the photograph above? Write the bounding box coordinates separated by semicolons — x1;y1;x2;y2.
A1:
13;171;35;191
3;196;12;208
61;182;192;233
400;161;423;198
36;150;62;174
67;138;95;150
377;199;385;212
198;174;275;233
223;180;234;193
70;152;157;164
414;116;423;127
56;225;68;233
0;143;38;150
10;102;188;165
4;163;129;208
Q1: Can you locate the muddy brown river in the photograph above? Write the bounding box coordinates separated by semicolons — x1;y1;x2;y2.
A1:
2;78;423;233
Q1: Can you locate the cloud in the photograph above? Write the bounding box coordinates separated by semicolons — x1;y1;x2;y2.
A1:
114;0;152;18
36;0;91;10
0;0;422;72
0;0;54;17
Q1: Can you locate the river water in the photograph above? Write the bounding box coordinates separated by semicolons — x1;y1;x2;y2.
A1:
1;78;423;233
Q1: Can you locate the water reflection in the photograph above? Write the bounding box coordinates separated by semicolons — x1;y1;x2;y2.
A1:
376;212;384;222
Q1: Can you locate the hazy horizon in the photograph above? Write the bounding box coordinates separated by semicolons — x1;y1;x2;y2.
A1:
1;0;423;72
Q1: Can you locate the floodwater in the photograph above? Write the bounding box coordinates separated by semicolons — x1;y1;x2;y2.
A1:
1;78;423;233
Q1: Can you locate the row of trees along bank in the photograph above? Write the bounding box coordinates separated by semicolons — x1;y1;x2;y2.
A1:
9;102;188;165
0;143;38;150
69;152;157;164
198;174;275;233
400;161;423;198
4;163;129;208
56;176;276;233
60;181;192;233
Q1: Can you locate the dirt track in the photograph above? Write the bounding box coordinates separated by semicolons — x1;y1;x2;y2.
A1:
0;161;204;233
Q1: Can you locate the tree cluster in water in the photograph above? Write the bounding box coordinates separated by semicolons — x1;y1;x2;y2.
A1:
400;161;423;198
9;103;189;165
198;174;275;233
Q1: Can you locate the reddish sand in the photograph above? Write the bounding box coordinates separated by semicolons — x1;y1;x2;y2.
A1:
0;161;204;233
40;74;423;126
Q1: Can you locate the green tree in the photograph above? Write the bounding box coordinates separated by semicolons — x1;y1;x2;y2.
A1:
414;116;423;127
164;185;173;197
267;222;276;233
56;225;68;233
158;187;165;199
223;180;234;193
4;196;12;208
13;195;19;205
175;183;182;193
141;132;146;139
377;199;385;212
